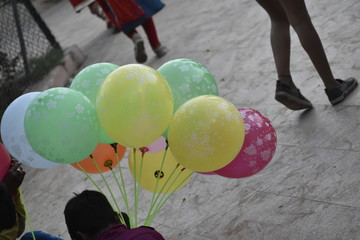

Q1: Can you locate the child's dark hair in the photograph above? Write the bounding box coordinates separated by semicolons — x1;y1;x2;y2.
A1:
0;182;16;231
64;190;118;240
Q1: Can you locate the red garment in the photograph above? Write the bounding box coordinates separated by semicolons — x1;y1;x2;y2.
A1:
98;224;165;240
96;0;163;48
109;0;144;25
126;17;161;49
96;0;145;29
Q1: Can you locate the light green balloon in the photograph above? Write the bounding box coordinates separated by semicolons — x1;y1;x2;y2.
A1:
24;87;99;164
70;63;119;103
158;59;219;138
158;59;219;112
70;62;119;144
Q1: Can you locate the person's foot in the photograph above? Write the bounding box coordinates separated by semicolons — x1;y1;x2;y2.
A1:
325;78;358;105
153;45;168;58
131;33;147;63
275;80;313;110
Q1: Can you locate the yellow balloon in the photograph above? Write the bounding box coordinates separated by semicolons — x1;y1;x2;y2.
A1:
96;64;173;148
168;95;245;172
128;149;193;193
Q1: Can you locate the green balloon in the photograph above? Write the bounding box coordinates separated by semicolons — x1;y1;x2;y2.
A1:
70;63;119;103
158;59;219;137
70;62;119;144
24;87;99;164
158;59;219;111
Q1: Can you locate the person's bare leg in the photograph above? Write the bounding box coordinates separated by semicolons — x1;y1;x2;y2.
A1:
257;0;357;106
256;0;312;110
278;0;339;89
256;0;295;87
281;0;358;105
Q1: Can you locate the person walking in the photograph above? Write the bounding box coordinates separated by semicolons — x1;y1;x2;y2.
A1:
256;0;358;110
97;0;168;63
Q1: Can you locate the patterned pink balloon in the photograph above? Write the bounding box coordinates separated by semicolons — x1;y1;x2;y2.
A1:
214;108;277;178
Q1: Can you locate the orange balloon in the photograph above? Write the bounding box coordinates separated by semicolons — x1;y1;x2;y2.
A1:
71;143;126;174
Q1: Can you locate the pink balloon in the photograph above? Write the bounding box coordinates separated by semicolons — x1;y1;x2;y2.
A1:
215;108;277;178
137;136;167;154
0;143;11;181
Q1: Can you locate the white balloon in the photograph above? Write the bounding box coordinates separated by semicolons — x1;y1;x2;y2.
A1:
1;92;61;168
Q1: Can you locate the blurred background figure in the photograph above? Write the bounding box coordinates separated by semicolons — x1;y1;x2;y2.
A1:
97;0;168;63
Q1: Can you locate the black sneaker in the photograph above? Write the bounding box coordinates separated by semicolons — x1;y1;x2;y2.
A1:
325;78;358;105
275;80;313;110
134;38;147;63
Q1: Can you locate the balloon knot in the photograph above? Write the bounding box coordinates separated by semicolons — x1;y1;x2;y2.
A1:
139;147;149;153
104;160;113;170
110;143;118;153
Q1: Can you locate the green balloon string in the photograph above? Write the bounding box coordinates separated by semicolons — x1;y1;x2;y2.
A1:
111;144;134;228
75;161;123;215
152;141;180;197
152;141;169;196
19;188;36;240
90;156;125;225
145;164;190;226
135;150;145;228
144;164;179;226
155;163;179;196
156;165;183;201
146;166;185;224
144;146;168;225
148;171;193;226
110;169;133;227
75;162;105;196
132;148;138;227
110;169;125;204
112;145;134;229
147;166;182;204
144;162;179;226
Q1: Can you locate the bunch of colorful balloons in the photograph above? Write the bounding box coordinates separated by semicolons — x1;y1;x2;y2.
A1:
0;58;277;190
0;58;278;229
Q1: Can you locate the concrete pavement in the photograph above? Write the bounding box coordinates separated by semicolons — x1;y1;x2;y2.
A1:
21;0;360;239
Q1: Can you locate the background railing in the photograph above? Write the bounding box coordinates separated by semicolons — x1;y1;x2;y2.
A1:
0;0;63;119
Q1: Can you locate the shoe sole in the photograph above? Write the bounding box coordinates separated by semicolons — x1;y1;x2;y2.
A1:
275;91;313;110
135;40;147;63
330;80;358;105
